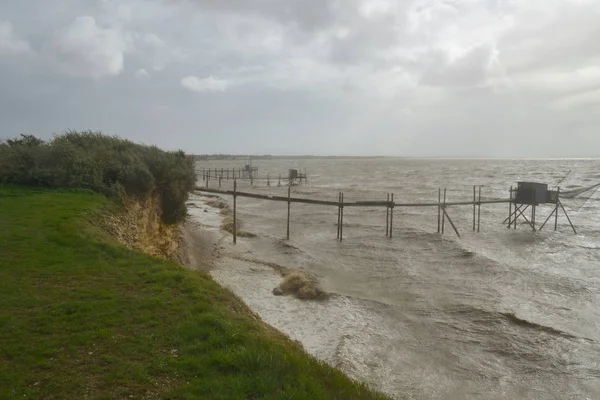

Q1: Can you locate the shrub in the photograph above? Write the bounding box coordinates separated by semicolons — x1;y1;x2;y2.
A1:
277;272;327;300
0;131;196;224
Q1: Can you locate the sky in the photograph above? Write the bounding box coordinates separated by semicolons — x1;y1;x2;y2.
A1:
1;0;600;157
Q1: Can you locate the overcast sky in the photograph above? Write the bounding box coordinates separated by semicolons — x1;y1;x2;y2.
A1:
1;0;599;157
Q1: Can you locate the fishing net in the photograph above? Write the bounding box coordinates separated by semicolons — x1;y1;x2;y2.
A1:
558;183;600;211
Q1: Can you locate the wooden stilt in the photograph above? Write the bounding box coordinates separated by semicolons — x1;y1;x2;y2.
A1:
386;193;389;237
559;201;577;234
443;208;461;238
507;204;528;226
340;193;344;242
531;189;536;231
508;186;512;228
555;187;560;231
477;186;482;233
337;192;341;240
390;193;394;239
442;188;447;234
286;185;291;240
539;207;557;231
505;203;522;226
473;186;476;231
437;188;441;233
233;180;237;244
514;205;535;230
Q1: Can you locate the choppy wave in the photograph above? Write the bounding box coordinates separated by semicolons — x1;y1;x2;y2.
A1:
500;312;582;340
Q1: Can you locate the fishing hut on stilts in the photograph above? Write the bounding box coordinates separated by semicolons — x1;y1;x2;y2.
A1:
505;182;577;233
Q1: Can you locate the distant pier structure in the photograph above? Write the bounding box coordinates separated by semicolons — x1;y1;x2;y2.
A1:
286;169;308;186
200;158;308;187
201;157;258;182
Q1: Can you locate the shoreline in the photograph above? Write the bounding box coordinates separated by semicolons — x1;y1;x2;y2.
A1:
184;192;402;398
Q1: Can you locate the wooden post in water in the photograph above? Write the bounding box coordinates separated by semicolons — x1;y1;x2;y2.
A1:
278;175;282;187
389;193;394;238
442;208;461;238
219;175;222;188
337;192;341;240
233;180;237;244
286;185;291;240
340;193;344;242
559;201;577;234
477;186;482;233
512;188;517;229
437;189;441;233
473;186;476;231
442;188;447;234
267;175;270;186
532;188;536;231
555;187;560;231
386;193;390;237
508;186;512;228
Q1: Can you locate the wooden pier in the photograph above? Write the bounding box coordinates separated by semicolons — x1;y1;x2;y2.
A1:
193;184;538;244
201;167;308;187
201;167;259;181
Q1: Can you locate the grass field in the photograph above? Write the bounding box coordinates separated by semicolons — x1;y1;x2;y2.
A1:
0;186;389;400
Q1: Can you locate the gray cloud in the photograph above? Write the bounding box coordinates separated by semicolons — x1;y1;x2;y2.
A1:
1;0;600;156
52;16;130;78
0;21;30;54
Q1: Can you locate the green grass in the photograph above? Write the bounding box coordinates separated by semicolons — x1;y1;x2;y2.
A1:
0;186;389;400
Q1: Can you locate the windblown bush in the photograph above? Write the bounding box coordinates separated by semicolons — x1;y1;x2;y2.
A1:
0;131;196;224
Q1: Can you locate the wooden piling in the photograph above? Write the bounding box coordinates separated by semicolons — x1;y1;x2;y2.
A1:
437;189;441;233
219;176;222;188
555;187;560;231
337;193;341;240
473;186;476;231
443;208;461;238
386;193;390;237
233;180;237;244
442;188;447;234
477;186;482;233
531;188;536;231
559;201;577;234
390;193;394;238
340;193;344;242
337;192;341;240
286;185;291;240
509;186;512;228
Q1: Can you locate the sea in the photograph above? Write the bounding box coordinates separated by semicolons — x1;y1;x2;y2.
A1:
191;158;600;400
